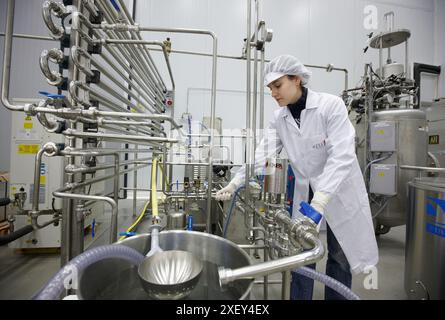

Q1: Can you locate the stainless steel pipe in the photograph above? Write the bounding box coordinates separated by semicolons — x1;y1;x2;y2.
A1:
1;0;25;111
218;234;324;286
53;191;118;243
39;48;64;86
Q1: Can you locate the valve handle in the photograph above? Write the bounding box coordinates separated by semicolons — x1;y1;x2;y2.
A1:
38;91;66;99
299;201;322;225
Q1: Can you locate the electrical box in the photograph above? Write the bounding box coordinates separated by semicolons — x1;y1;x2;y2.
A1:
9;101;65;213
370;164;397;195
370;121;396;152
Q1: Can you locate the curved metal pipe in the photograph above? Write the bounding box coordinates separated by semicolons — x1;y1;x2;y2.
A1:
102;39;175;91
37;113;60;132
42;1;69;39
39;48;64;86
72;45;160;114
32;216;61;230
31;148;46;214
94;0;168;94
29;143;62;229
1;0;25;111
30;142;61;215
68;81;91;108
88;3;168;103
101;27;219;209
53;191;118;243
70;46;94;77
71;46;158;114
35;100;61;132
218;234;324;286
428;152;441;168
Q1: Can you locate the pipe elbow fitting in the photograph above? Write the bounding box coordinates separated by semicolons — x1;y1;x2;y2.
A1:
40;49;64;86
42;1;68;39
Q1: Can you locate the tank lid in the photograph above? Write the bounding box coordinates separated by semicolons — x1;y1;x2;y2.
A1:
369;29;411;49
411;177;445;189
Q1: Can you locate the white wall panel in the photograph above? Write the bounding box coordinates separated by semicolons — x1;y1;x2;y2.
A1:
0;0;54;171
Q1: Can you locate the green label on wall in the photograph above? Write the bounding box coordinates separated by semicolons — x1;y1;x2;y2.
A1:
429;135;439;145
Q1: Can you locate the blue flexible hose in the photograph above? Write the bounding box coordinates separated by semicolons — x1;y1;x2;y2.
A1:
223;185;245;238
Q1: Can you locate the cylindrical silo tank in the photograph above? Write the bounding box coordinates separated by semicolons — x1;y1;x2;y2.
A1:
405;177;445;300
371;109;428;227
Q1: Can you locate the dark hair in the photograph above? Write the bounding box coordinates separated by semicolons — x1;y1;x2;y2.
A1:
287;75;304;88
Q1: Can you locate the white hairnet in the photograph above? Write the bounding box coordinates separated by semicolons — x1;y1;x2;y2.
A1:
264;55;312;86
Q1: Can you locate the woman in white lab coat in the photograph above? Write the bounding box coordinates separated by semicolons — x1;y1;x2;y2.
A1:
215;55;378;300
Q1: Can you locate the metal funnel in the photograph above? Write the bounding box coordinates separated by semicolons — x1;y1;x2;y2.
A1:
138;250;203;300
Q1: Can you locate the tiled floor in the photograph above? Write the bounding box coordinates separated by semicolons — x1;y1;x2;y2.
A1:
0;199;408;300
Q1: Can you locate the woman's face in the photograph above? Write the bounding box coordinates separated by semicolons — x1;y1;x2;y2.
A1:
267;76;302;107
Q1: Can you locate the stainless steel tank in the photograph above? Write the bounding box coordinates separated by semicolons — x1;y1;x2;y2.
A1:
167;211;186;230
422;99;445;168
372;109;428;227
376;63;404;79
77;231;254;300
405;177;445;299
264;158;288;195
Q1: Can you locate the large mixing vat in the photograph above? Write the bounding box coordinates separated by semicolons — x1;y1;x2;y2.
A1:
372;109;428;227
77;230;254;300
405;177;445;299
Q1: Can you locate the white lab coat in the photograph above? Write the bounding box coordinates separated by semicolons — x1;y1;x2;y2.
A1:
233;89;378;274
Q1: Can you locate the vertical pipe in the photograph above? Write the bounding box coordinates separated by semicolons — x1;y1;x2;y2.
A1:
252;50;258;171
206;33;218;233
132;141;138;217
263;245;268;299
385;12;393;65
61;0;83;266
379;37;383;78
160;149;166;196
252;0;259;170
168;143;173;200
125;0;137;202
259;28;265;135
281;270;291;300
31;149;45;213
405;39;410;79
112;154;119;242
251;0;259;258
244;0;252;234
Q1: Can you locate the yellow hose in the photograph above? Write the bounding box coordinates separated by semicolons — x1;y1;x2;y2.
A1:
151;157;158;217
158;160;168;190
118;199;150;241
119;157;160;241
